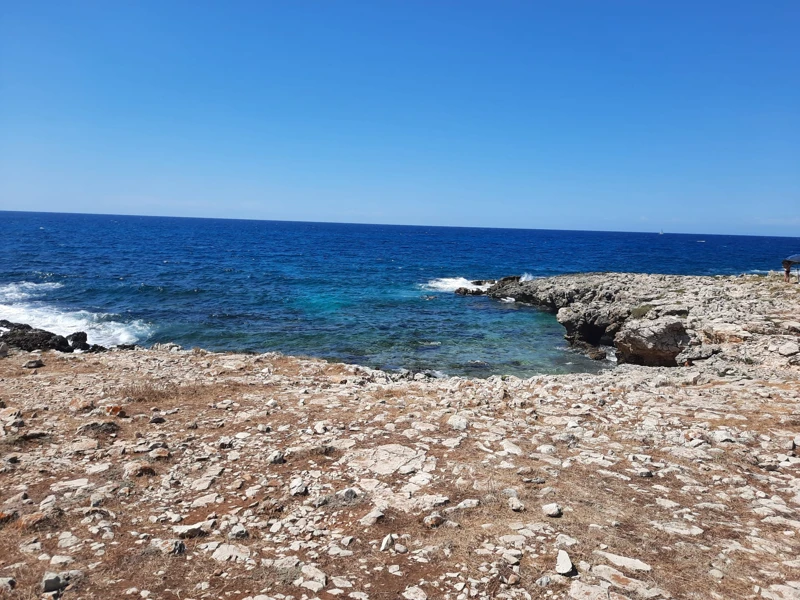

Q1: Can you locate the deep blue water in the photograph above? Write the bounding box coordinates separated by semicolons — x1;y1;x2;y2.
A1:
1;211;798;377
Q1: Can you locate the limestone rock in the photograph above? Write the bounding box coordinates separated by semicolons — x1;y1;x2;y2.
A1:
555;549;574;575
615;317;690;366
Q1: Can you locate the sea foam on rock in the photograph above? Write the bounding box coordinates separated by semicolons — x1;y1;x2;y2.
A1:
0;320;107;354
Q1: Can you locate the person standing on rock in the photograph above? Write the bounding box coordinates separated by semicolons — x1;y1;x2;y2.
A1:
784;260;793;283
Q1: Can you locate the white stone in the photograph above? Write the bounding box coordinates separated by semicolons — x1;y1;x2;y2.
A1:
555;549;573;574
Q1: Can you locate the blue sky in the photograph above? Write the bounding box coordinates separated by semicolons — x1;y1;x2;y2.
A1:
1;1;798;235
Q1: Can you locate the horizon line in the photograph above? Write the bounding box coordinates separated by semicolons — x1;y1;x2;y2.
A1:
1;209;799;240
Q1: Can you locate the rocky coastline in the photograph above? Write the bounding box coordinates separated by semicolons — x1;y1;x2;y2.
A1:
459;272;800;369
1;272;799;600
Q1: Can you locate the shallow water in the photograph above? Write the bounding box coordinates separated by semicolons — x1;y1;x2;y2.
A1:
1;211;797;377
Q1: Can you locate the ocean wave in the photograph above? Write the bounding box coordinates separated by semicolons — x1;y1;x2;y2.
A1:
520;273;536;282
0;281;152;347
421;277;492;293
0;281;64;303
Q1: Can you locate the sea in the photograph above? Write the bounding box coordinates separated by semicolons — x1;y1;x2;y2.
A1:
1;211;798;378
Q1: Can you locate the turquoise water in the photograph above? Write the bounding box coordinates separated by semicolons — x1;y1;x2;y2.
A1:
1;211;797;377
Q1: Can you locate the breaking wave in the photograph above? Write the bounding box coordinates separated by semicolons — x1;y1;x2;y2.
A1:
421;277;492;293
0;281;64;303
0;281;152;347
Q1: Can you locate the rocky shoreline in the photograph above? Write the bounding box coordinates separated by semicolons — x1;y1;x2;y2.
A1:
459;272;800;369
1;272;799;600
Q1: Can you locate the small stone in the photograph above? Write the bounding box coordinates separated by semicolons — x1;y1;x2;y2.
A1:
778;342;799;357
267;450;286;464
508;497;525;512
149;538;186;555
0;577;16;592
380;534;395;551
542;503;563;517
423;513;445;528
41;572;65;593
123;461;156;479
402;586;427;600
555;549;574;575
447;414;469;431
173;520;215;539
593;550;651;572
289;478;308;496
358;508;384;526
227;524;248;539
23;359;45;369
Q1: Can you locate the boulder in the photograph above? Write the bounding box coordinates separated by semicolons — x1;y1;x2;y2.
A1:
614;317;691;367
66;332;91;351
0;320;72;353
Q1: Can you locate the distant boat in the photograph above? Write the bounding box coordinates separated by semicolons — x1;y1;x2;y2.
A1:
659;229;664;235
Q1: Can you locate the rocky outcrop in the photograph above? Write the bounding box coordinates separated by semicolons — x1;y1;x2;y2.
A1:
614;316;691;366
472;272;800;368
0;320;73;353
0;321;106;354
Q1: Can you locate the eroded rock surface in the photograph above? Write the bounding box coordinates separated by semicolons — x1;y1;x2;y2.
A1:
0;272;798;599
484;272;800;367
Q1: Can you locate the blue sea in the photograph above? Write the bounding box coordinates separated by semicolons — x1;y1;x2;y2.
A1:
1;211;798;378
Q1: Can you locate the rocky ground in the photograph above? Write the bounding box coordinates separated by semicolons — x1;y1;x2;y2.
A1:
1;273;799;600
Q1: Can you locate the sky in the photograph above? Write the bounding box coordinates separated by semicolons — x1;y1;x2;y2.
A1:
1;1;799;236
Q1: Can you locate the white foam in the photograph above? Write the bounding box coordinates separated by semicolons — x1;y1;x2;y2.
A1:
500;297;516;303
421;277;492;293
0;281;152;347
520;273;536;282
0;282;63;303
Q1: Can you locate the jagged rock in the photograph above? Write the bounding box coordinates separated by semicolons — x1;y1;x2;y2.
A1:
289;478;308;496
76;421;120;436
149;538;186;555
23;358;45;369
0;342;8;358
267;449;286;464
173;520;215;539
123;460;156;478
228;524;248;539
0;320;72;353
615;317;690;366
